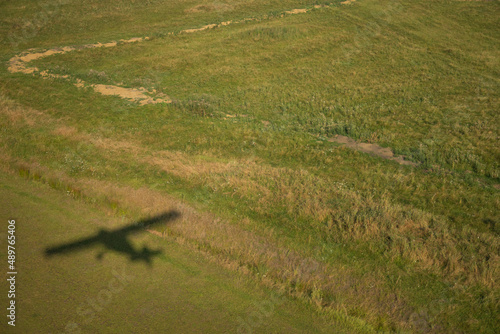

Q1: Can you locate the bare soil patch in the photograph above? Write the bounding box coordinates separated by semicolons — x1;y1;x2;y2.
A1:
329;135;417;166
7;3;354;106
7;37;171;105
285;9;308;14
90;84;171;105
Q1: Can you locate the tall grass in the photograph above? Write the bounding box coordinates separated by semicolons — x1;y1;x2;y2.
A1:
1;0;499;332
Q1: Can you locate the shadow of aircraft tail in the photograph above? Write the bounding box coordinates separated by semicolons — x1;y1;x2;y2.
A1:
130;246;163;267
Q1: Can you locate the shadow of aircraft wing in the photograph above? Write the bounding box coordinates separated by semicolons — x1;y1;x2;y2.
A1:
114;210;180;236
45;232;101;256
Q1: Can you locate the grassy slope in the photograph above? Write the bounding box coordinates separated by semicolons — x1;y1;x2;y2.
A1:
25;0;500;178
0;170;346;334
0;0;499;333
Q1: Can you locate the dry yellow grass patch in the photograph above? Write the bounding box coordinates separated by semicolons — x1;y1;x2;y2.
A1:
2;93;498;291
2;157;411;327
0;95;48;126
52;125;78;137
185;3;234;14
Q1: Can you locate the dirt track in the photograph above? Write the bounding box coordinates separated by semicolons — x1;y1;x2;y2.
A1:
6;0;417;166
7;3;349;104
329;135;417;166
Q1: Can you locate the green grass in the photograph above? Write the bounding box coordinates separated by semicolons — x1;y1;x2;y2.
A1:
0;0;499;333
0;170;355;334
26;0;499;178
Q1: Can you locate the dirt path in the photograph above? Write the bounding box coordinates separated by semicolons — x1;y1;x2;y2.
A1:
7;0;416;166
329;135;417;166
7;0;411;166
7;3;354;105
8;37;173;105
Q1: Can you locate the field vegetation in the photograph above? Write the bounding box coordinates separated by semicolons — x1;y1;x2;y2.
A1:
0;0;498;333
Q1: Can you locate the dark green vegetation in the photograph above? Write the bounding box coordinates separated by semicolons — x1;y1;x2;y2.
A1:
1;0;499;333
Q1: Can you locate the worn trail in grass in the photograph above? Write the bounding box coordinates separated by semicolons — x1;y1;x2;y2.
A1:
7;3;340;105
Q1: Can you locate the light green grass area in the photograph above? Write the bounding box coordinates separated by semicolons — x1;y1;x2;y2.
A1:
0;170;351;334
0;0;499;333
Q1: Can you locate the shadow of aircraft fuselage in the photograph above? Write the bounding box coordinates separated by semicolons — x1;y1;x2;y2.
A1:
45;211;180;266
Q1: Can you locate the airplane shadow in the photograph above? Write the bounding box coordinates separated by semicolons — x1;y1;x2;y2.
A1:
44;210;181;266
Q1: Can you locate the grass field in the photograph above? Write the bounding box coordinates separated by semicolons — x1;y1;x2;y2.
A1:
0;170;345;334
0;0;499;333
